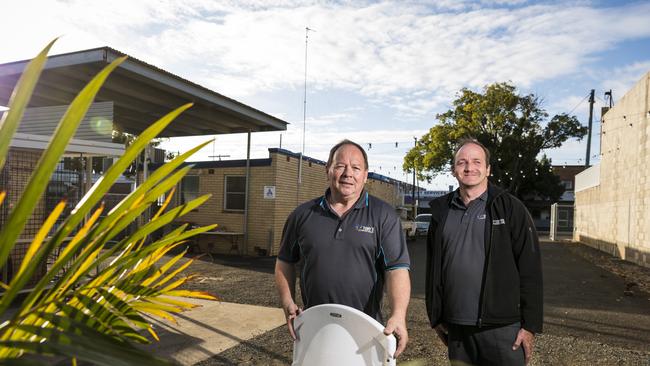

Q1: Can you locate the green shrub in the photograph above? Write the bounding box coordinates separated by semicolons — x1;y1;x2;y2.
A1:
0;40;216;365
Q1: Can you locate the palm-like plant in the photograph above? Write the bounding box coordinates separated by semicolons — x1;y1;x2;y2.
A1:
0;41;217;365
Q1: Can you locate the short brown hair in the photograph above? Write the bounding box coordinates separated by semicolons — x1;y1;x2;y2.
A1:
326;139;368;170
453;138;491;167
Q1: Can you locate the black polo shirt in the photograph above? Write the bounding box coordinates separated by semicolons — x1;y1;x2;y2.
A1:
278;189;410;321
442;189;488;325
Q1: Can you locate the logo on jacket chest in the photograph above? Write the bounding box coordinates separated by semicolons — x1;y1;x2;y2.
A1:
354;225;375;234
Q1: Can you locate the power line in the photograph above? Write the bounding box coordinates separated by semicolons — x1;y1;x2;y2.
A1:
595;94;608;105
567;92;591;115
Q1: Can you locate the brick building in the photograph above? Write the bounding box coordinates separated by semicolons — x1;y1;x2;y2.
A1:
164;148;414;256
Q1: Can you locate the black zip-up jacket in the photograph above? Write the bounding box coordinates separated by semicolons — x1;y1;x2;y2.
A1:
425;183;543;333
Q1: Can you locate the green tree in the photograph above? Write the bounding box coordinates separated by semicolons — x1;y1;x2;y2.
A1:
404;82;587;200
0;41;216;365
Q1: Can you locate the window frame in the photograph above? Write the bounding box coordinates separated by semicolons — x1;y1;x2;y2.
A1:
224;175;247;211
179;175;200;205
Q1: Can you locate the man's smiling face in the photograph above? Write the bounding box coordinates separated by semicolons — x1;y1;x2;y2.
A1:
452;142;491;190
327;143;368;202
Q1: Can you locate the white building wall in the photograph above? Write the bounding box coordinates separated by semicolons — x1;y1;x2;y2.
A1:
574;71;650;267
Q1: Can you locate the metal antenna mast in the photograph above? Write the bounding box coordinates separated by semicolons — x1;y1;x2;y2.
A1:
297;27;314;202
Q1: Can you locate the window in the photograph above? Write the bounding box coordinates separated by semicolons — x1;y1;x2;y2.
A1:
225;175;246;211
561;180;573;190
415;214;431;222
180;176;199;204
558;209;569;227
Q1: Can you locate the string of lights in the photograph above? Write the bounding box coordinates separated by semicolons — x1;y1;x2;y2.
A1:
601;110;650;122
209;140;416;150
600;113;646;135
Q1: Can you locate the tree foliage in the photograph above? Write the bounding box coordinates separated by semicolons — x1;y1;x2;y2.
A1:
0;41;216;365
404;82;587;200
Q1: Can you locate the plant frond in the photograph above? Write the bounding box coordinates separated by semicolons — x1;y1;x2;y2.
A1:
0;40;217;364
16;200;66;275
57;203;105;260
0;56;126;289
140;250;186;287
152;256;194;289
165;290;218;301
129;304;176;324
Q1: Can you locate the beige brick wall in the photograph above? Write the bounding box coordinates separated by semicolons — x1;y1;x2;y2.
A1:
365;179;402;207
178;164;277;255
574;71;650;267
269;153;328;255
173;149;410;256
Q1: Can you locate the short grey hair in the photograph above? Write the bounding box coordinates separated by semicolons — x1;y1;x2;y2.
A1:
326;139;368;170
453;138;491;167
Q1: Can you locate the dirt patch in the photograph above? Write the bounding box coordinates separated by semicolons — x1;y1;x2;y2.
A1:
564;241;650;296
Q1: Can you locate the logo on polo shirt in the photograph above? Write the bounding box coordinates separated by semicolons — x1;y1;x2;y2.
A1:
354;225;375;234
492;218;506;225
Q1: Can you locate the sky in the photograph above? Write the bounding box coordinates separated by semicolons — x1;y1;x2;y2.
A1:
2;0;650;190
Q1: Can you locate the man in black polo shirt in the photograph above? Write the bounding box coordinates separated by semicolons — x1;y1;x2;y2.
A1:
275;139;411;357
425;138;543;365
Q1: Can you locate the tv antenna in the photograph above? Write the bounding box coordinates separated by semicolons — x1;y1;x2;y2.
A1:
209;154;230;161
297;26;315;201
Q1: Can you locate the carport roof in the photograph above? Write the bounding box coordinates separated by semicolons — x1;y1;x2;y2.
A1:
0;47;288;137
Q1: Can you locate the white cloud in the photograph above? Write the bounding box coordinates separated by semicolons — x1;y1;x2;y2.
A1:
600;61;650;103
548;93;602;118
3;0;650;118
3;0;649;189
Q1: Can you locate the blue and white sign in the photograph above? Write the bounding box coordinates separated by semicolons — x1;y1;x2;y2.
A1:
264;186;276;199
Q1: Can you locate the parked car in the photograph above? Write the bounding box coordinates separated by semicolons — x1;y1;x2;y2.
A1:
395;207;417;241
415;214;432;236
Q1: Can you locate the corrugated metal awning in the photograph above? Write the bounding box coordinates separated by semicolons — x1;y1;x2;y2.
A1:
10;132;124;157
0;47;288;137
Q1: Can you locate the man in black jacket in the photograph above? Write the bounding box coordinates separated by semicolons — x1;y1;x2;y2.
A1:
426;138;543;365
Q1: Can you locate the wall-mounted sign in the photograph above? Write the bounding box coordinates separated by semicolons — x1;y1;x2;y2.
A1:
264;186;276;199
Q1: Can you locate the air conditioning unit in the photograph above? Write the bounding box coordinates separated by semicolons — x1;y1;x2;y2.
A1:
145;145;166;163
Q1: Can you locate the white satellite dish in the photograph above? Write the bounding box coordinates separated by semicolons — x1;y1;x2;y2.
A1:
292;304;397;366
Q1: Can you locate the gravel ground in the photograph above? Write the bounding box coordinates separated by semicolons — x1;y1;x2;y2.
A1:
173;240;650;366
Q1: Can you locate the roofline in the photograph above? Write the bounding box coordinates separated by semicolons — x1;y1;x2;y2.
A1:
268;148;327;166
0;46;288;131
149;158;272;170
552;164;589;168
149;147;414;188
10;132;124;157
